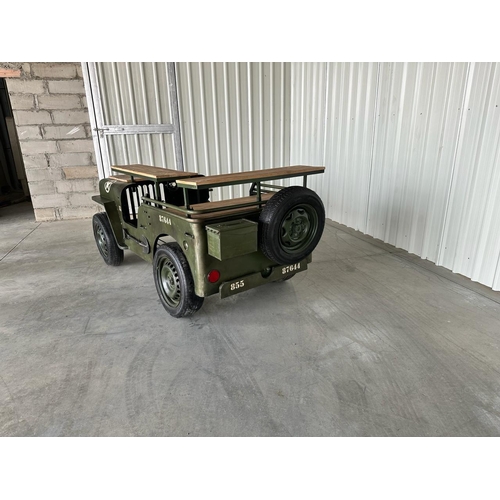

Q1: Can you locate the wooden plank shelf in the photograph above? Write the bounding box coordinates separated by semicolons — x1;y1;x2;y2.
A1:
111;164;197;181
176;165;325;190
190;192;274;212
165;204;270;221
108;175;148;183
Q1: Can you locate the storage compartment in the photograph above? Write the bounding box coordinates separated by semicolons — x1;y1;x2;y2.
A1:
206;219;258;261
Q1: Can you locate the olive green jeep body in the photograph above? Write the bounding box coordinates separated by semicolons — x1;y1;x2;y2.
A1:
92;164;325;317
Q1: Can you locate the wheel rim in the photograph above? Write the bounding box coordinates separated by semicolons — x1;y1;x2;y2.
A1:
280;204;318;254
95;224;109;258
156;256;181;308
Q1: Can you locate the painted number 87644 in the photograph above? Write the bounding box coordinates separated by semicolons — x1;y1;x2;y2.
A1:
282;263;301;274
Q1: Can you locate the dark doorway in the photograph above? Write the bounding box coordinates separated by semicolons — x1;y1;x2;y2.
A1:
0;78;30;208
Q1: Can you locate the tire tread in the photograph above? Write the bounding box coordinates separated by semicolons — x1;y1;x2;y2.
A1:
92;212;124;266
154;243;204;318
259;186;325;264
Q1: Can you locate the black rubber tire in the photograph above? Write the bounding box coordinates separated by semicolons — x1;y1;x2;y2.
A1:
259;186;325;265
92;212;124;266
153;243;204;318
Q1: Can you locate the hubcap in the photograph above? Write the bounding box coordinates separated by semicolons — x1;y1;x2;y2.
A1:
280;204;318;254
96;225;108;258
157;257;181;307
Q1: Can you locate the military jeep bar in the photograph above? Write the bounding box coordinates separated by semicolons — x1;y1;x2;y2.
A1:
92;164;325;317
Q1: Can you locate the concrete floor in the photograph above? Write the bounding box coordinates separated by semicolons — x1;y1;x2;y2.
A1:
1;201;500;436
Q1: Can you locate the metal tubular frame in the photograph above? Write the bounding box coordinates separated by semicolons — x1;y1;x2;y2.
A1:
140;170;320;218
141;195;271;217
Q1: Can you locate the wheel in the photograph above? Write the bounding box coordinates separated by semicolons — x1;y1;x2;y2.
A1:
153;243;204;318
259;186;325;265
92;212;124;266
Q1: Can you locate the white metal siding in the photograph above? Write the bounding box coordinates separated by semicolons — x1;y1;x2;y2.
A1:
290;62;500;291
176;62;291;199
438;63;500;289
290;62;379;232
105;134;177;175
86;61;500;291
96;62;172;125
86;62;181;176
367;63;469;262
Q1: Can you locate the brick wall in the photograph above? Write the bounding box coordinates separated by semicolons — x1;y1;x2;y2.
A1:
1;62;100;221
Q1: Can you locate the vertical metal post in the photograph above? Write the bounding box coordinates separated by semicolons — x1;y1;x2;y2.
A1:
154;180;160;207
303;175;307;187
256;181;262;202
82;62;108;179
167;63;185;172
183;188;191;210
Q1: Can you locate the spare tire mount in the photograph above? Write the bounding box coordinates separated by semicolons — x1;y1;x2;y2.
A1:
258;186;325;265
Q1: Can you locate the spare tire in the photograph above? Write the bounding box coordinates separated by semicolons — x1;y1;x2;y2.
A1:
258;186;325;264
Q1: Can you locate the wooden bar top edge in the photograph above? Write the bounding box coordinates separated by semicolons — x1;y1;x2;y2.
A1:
176;165;325;189
111;164;196;180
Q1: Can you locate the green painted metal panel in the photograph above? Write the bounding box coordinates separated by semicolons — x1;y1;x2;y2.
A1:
206;219;258;261
219;257;309;299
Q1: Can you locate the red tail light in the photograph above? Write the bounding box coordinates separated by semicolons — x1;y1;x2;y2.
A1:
207;270;221;283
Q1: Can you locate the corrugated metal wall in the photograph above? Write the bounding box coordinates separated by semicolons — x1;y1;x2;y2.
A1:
438;63;500;290
290;62;500;291
290;63;379;232
366;63;469;262
176;62;291;199
89;62;180;176
96;62;173;125
87;61;500;291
